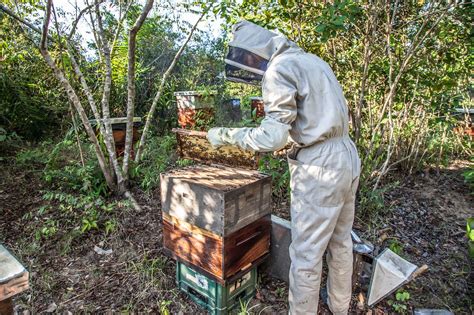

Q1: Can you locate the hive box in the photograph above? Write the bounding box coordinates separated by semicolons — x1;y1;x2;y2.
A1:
175;91;215;130
163;213;270;282
160;164;272;236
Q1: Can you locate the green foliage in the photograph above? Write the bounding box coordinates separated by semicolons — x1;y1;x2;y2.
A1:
0;15;68;140
357;185;387;219
131;135;177;192
462;159;474;193
34;218;58;240
175;158;194;168
275;286;285;298
15;141;52;166
0;127;19;143
388;290;411;313
258;154;290;199
159;300;172;315
238;297;253;315
388;240;403;256
36;131;108;196
14;132;121;238
41;190;119;235
467;218;474;259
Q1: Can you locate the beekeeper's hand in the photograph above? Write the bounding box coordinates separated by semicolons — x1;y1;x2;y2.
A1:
207;127;227;149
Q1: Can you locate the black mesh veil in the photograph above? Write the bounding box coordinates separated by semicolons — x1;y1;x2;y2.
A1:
225;64;264;85
225;46;269;85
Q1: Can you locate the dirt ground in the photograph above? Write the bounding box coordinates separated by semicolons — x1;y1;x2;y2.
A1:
0;157;472;314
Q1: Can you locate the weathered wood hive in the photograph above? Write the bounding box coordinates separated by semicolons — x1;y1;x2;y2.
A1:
161;164;272;282
163;213;270;282
161;164;271;235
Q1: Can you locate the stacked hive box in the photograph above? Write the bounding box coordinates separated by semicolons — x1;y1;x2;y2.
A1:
175;91;215;130
161;164;272;313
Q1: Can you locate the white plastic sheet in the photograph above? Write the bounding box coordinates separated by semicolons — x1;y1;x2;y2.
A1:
367;248;418;306
0;244;26;283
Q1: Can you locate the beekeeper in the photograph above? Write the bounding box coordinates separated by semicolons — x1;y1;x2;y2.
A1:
207;20;360;314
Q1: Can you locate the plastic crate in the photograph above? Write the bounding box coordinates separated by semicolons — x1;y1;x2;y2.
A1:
176;261;257;314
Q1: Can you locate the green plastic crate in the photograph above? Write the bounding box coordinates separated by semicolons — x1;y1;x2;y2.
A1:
176;261;257;314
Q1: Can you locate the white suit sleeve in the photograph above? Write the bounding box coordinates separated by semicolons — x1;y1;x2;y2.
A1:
219;64;298;152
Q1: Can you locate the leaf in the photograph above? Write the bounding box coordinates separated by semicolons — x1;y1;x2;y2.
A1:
316;24;326;33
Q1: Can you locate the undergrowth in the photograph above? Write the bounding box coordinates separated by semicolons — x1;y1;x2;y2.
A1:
130;134;179;192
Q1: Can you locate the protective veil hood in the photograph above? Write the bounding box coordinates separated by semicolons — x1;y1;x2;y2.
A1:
225;20;301;84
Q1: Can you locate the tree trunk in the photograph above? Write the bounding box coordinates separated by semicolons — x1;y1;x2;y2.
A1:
122;0;154;180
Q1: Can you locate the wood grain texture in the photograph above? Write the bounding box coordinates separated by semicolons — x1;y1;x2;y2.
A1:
223;215;271;277
163;215;270;282
163;217;224;279
0;297;13;315
161;164;271;236
0;272;29;302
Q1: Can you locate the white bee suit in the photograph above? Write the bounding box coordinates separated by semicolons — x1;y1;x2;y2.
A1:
208;21;361;314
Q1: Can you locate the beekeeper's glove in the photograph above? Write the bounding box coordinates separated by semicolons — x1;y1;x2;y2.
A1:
207;127;226;149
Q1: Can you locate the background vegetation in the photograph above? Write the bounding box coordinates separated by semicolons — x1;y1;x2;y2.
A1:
0;0;472;313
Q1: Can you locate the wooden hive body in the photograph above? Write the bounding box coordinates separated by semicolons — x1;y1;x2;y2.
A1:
160;164;272;236
163;213;270;283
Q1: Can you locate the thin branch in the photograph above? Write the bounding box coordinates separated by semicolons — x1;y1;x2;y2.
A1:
0;3;54;42
135;6;211;161
84;0;102;57
67;1;103;40
40;0;54;52
364;4;451;168
110;0;135;57
52;2;86;168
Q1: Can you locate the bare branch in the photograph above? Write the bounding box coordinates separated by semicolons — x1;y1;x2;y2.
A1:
40;0;53;50
110;0;135;57
364;3;452;170
67;0;103;40
135;5;211;161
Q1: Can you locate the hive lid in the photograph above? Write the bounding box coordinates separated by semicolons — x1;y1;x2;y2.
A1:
0;244;26;283
89;117;142;125
162;164;268;191
174;91;217;96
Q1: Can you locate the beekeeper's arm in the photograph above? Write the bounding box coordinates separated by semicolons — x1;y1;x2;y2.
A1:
208;65;297;152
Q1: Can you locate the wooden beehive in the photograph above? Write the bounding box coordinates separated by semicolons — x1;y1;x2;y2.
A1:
160;164;271;236
173;128;260;169
175;91;216;130
163;213;270;282
0;245;29;311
